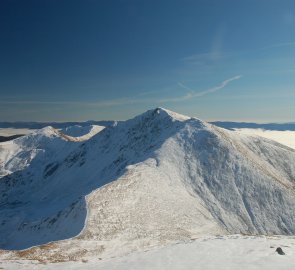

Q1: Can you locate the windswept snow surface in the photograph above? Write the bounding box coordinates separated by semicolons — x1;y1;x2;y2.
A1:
1;108;295;264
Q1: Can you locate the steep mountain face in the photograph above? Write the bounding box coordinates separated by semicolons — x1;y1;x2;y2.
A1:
0;127;76;177
1;108;295;257
0;127;88;249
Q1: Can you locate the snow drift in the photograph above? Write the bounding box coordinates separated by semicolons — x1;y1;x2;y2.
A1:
1;108;295;257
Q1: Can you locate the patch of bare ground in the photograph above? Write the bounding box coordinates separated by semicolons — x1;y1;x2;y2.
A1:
0;241;105;264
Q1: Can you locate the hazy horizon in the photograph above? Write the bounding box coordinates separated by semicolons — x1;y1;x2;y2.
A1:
0;106;295;124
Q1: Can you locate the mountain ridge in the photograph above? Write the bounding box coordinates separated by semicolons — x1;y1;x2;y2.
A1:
1;108;295;262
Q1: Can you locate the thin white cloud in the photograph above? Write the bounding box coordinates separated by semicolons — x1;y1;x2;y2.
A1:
182;40;295;68
177;82;193;92
181;25;226;66
192;75;242;97
160;75;242;103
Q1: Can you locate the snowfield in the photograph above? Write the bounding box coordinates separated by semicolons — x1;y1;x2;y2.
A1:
1;108;295;269
1;235;295;270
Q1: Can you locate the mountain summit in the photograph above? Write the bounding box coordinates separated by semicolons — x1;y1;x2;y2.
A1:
1;108;295;260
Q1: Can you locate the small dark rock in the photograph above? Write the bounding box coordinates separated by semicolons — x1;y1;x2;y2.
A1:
276;247;285;255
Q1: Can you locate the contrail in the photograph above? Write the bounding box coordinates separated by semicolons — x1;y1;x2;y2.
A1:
172;75;242;101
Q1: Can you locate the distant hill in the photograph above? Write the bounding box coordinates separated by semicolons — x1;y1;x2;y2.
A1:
1;120;294;131
0;120;116;130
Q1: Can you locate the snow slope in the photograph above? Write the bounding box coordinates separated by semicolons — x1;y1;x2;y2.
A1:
94;235;295;270
2;235;295;269
1;108;295;263
0;127;77;177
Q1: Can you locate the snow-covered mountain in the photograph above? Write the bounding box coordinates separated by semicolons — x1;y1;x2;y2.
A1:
1;108;295;262
59;124;105;141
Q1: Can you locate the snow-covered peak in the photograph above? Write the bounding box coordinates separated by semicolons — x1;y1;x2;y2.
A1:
25;125;57;137
112;108;199;141
10;126;59;147
133;107;191;123
60;125;105;137
153;107;191;121
58;125;105;142
0;126;78;178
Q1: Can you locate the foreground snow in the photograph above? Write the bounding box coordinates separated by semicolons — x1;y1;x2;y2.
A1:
1;235;295;270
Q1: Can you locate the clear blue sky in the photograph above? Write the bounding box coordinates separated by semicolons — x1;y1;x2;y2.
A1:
1;0;295;122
